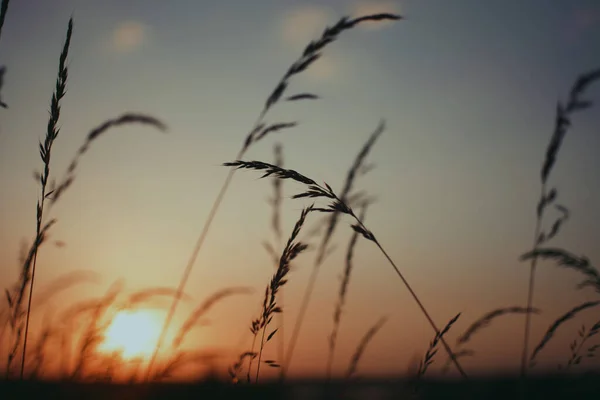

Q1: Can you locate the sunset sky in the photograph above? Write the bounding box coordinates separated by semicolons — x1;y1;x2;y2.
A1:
1;0;600;380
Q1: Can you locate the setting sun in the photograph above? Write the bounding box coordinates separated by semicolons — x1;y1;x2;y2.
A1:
99;310;161;359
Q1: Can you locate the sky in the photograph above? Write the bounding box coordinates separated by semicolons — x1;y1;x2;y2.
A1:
1;0;600;380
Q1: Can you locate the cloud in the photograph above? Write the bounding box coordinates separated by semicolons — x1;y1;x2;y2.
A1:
350;0;402;30
110;21;148;53
280;4;333;48
278;2;400;81
279;5;339;81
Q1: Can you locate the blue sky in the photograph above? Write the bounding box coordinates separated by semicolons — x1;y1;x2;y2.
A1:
1;0;599;378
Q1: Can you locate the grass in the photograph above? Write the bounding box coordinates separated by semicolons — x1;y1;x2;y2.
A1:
520;68;600;377
327;202;370;379
284;120;383;377
2;17;166;380
223;158;469;378
0;0;9;109
1;4;600;399
146;11;402;380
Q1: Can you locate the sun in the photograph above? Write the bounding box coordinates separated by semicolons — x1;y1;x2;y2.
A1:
99;309;161;359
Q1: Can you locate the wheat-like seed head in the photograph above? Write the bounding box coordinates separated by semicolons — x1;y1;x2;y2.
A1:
346;316;387;379
417;313;461;378
529;301;600;367
173;287;253;349
457;307;540;345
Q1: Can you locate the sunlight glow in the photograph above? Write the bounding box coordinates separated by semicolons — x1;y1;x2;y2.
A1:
99;310;161;359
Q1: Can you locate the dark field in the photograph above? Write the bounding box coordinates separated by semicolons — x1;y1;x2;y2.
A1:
2;375;600;400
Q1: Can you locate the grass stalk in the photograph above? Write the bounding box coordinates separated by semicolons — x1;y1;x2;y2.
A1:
0;0;10;109
283;121;383;377
264;143;285;373
223;160;468;379
146;12;401;380
253;206;312;382
520;68;600;377
327;204;369;379
529;301;600;368
345;316;387;379
0;0;9;41
19;18;73;379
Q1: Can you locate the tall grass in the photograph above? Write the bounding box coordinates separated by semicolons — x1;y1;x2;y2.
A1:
250;206;313;382
172;287;253;349
529;301;600;368
326;203;370;379
223;160;468;378
0;0;8;40
563;319;600;370
3;3;600;390
416;313;461;379
0;0;9;109
345;316;387;379
17;18;74;378
265;143;285;369
147;12;402;379
284;121;383;376
2;16;166;379
520;68;600;377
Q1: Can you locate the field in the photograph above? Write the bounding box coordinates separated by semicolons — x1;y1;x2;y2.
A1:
1;1;600;399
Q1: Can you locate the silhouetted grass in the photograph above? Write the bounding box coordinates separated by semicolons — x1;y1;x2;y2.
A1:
458;307;540;346
417;313;461;379
18;17;74;379
251;206;313;383
223;160;468;378
173;287;253;349
3;4;600;396
284;120;384;376
345;316;387;379
520;249;600;294
148;12;403;379
2;15;165;381
264;143;285;372
0;0;10;109
327;203;370;379
521;67;600;377
562;319;600;370
529;301;600;368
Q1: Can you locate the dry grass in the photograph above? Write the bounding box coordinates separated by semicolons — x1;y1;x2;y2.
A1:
521;68;600;376
172;287;253;349
0;66;6;109
345;316;387;379
70;281;123;380
327;203;370;379
0;0;9;109
2;3;600;394
563;319;600;370
249;206;313;383
148;12;402;379
529;301;600;368
0;0;8;41
264;143;286;371
17;17;74;379
520;249;600;294
416;313;461;379
2;16;165;380
457;307;541;346
284;120;384;376
223;160;468;378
